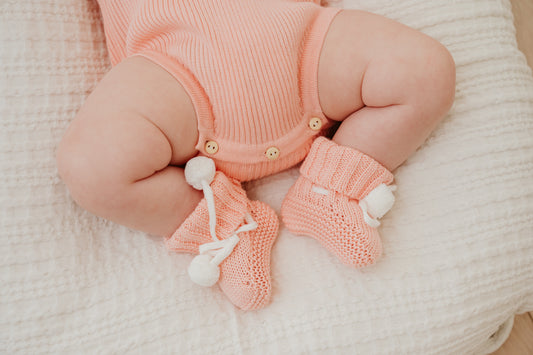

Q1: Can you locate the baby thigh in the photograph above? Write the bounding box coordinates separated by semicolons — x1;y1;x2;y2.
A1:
318;10;455;170
56;56;202;237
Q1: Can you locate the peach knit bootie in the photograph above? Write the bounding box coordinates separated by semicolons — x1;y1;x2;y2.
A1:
281;137;396;267
165;157;279;310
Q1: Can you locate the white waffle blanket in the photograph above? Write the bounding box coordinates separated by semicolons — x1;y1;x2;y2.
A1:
1;0;533;353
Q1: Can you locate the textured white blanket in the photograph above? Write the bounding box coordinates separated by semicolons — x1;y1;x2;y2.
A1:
1;0;533;354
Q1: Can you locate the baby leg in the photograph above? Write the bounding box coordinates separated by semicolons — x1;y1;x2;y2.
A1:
319;10;455;170
281;10;455;267
58;57;280;309
57;56;202;238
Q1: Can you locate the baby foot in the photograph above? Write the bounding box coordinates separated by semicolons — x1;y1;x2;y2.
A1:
281;137;395;267
166;157;279;310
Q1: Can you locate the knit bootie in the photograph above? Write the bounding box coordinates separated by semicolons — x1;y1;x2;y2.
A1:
166;157;279;310
281;137;395;267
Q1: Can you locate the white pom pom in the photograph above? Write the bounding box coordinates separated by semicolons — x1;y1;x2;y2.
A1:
188;254;220;287
184;156;216;190
362;183;396;219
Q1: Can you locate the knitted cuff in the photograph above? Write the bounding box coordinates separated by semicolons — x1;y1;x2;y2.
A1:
166;171;249;252
300;137;394;200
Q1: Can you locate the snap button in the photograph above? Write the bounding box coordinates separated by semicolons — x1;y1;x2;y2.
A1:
204;140;219;154
265;147;280;160
309;117;322;131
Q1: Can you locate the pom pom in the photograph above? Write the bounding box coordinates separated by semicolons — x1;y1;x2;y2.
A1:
362;183;395;219
188;254;220;287
184;156;216;190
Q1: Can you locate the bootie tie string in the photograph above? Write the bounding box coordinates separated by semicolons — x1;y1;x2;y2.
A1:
184;156;258;287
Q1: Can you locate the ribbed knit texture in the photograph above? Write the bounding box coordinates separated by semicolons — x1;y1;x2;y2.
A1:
97;0;340;181
166;172;279;310
3;0;533;353
281;138;390;266
166;172;249;253
299;136;394;200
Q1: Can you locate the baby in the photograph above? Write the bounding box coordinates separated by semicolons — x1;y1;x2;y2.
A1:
57;0;455;310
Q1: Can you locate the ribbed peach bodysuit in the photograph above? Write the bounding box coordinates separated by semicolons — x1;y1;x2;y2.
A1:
97;0;341;181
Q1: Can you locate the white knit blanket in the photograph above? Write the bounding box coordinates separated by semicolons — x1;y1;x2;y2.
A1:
1;0;533;354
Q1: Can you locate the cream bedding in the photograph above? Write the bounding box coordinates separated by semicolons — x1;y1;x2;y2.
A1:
1;0;533;353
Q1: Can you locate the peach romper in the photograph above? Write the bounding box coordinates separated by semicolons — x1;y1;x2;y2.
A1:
97;0;341;181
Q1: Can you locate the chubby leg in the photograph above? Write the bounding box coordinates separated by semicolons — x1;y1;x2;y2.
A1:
281;10;455;267
57;57;280;310
319;10;455;170
57;56;202;237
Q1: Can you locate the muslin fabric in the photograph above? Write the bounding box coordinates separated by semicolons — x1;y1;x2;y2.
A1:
1;0;533;353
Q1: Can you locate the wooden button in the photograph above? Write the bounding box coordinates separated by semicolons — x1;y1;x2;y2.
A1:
309;117;322;131
265;147;280;160
204;140;219;154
